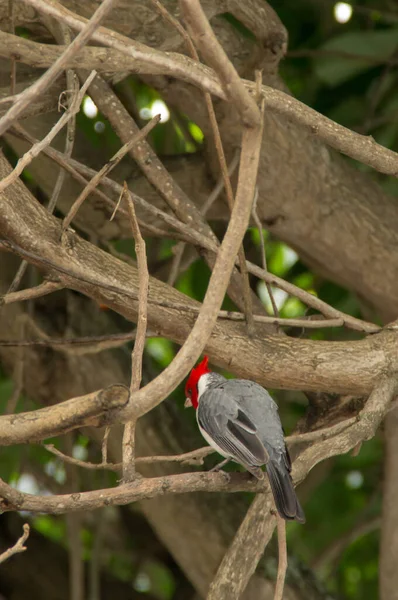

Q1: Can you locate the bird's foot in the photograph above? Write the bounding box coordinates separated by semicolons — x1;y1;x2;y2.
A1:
209;458;230;472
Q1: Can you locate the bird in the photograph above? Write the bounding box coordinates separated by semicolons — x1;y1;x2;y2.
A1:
184;356;305;523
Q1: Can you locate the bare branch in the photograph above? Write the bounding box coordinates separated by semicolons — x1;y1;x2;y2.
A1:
0;0;117;136
2;280;63;305
293;376;398;486
0;71;96;195
207;493;275;600
0;472;266;515
180;0;260;128
0;385;129;445
157;0;254;330
274;516;287;600
44;444;214;472
62;114;161;232
0;523;30;565
122;185;149;482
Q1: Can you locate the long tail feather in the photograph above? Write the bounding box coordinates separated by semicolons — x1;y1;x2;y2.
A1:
266;461;305;524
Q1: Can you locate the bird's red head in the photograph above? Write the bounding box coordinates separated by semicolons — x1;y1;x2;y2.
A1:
185;356;210;409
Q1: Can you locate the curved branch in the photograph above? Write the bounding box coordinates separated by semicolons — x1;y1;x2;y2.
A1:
0;385;129;445
14;0;398;177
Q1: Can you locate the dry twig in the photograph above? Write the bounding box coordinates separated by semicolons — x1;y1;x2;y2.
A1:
274;516;287;600
0;0;116;136
0;71;96;196
62;114;161;231
44;444;214;472
0;0;115;135
121;184;149;482
0;523;30;565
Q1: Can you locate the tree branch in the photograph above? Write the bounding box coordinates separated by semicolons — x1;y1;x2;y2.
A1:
0;0;117;136
62;114;161;232
0;385;129;445
122;186;149;482
207;493;275;600
13;0;398;177
0;523;30;565
0;166;392;400
0;70;96;195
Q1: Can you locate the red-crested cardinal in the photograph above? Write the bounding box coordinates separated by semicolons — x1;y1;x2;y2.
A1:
185;356;305;523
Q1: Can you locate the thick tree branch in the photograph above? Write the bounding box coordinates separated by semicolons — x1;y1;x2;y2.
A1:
0;471;265;514
0;385;129;445
9;2;398;176
0;155;395;401
5;128;380;335
207;493;275;600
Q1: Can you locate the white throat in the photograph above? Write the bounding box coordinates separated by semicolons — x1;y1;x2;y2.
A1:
197;373;212;400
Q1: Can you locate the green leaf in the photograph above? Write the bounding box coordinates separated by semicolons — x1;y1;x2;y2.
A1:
314;29;398;86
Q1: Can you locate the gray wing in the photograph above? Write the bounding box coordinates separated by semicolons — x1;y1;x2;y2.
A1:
223;381;288;453
219;380;305;522
197;387;269;467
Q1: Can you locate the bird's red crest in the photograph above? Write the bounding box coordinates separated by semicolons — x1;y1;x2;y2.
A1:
185;356;210;409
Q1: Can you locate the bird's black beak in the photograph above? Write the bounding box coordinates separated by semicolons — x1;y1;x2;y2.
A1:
184;398;192;408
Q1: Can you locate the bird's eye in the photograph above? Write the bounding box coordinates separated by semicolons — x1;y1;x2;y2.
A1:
188;387;192;395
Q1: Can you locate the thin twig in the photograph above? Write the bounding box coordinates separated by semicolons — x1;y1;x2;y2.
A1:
8;0;16;96
274;516;287;600
89;508;106;600
10;125;174;240
2;280;63;305
65;434;84;600
0;0;116;136
62;114;161;232
167;151;240;286
286;416;358;446
44;444;214;472
122;184;149;482
0;71;97;195
5;316;25;414
0;523;30;564
101;427;110;465
0;331;158;353
252;189;279;317
47;22;79;215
